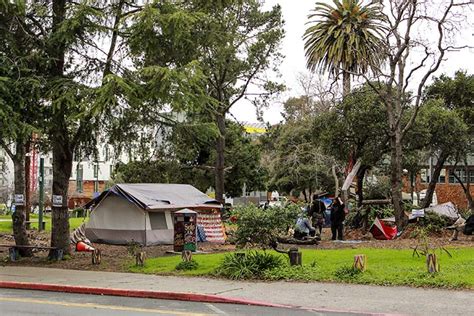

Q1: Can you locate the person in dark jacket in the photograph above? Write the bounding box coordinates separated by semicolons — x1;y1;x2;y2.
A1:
330;197;345;240
310;194;326;235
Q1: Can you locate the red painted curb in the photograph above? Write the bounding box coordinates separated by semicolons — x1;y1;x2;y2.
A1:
0;281;290;308
0;281;405;315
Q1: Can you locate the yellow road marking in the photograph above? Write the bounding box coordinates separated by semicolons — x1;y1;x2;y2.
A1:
0;296;214;316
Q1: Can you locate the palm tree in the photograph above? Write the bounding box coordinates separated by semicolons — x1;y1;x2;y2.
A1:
304;0;386;96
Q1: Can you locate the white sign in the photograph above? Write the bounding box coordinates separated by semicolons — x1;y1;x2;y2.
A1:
53;195;63;207
412;209;425;218
14;194;24;206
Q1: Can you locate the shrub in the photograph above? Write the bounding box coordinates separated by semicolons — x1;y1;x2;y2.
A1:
367;205;394;224
263;265;317;281
175;260;199;271
333;265;362;281
364;177;391;200
418;212;452;234
231;203;300;249
216;251;284;280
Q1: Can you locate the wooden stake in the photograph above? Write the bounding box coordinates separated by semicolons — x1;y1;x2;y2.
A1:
426;253;439;273
135;251;146;267
92;249;102;265
353;254;367;271
181;250;192;262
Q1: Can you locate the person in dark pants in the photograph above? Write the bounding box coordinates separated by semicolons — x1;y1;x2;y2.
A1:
330;197;345;240
310;194;326;235
294;212;316;240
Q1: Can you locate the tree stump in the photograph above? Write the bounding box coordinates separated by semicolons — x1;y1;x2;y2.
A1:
353;254;367;271
288;247;302;266
181;250;192;262
135;251;146;267
92;249;102;265
426;253;439;273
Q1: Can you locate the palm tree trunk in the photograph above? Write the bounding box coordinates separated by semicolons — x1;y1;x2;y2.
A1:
215;113;226;204
342;70;351;97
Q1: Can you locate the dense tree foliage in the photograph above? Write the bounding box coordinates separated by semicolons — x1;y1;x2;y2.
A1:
113;120;266;197
304;0;386;95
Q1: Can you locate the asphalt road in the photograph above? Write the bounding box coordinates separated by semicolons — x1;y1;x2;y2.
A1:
0;288;361;316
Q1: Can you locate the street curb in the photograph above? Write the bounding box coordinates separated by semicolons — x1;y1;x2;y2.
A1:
0;281;406;315
0;281;290;308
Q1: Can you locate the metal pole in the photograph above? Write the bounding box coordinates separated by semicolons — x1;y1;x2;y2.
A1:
38;157;44;231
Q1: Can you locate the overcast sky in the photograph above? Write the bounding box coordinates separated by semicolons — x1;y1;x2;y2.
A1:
230;0;474;125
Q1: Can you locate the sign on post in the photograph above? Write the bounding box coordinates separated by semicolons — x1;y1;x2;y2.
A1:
52;195;63;207
14;194;24;206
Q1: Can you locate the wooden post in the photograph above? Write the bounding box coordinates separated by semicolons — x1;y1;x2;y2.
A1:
288;247;302;266
181;250;192;262
135;251;146;267
426;253;439;273
92;248;102;265
353;254;367;271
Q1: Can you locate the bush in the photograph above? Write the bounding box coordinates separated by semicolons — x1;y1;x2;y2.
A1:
367;205;394;224
333;265;362;281
364;177;391;200
231;203;300;248
216;251;284;280
175;260;199;271
263;265;317;281
418;212;452;234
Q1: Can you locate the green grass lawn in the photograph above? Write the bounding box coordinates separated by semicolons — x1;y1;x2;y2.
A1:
129;248;474;289
0;214;87;233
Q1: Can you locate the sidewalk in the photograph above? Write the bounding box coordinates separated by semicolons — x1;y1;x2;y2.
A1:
1;266;473;315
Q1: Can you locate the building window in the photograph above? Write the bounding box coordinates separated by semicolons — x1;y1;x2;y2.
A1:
104;146;110;161
437;169;446;184
76;164;83;192
470;170;474;183
420;169;430;183
449;168;467;184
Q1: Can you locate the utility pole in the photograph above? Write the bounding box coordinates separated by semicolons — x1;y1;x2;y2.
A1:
38;157;44;231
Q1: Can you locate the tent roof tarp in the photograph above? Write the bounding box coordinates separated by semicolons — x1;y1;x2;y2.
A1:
84;183;222;211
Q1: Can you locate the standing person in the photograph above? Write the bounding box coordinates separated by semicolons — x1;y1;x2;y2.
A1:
310;194;326;236
330;197;345;240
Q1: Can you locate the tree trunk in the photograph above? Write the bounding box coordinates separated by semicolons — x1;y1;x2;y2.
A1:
215;113;226;204
390;131;406;229
421;152;448;209
342;71;351;97
49;140;73;256
332;165;339;197
452;158;474;211
12;143;32;257
24;141;31;225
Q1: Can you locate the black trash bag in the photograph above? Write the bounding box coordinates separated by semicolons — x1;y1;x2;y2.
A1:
464;215;474;235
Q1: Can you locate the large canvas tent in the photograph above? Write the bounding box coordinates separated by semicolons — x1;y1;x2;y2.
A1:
83;184;224;245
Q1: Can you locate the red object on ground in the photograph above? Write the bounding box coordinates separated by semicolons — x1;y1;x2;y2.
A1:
75;241;95;252
370;218;397;240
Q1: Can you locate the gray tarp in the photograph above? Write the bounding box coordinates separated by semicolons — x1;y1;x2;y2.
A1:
85;183;221;211
424;202;459;220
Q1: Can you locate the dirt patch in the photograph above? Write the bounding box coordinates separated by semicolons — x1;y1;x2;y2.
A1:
1;227;472;272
